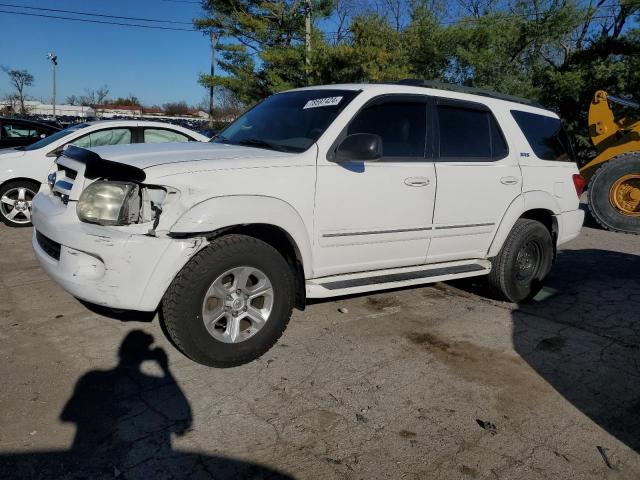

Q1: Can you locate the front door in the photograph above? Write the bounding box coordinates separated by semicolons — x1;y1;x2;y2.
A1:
314;95;437;277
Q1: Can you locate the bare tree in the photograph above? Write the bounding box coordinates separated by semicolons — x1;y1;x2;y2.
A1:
65;94;79;105
95;85;110;104
333;0;357;44
456;0;498;18
2;67;34;115
79;85;110;106
382;0;404;31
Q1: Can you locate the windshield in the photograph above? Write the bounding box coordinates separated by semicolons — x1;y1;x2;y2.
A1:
23;124;87;151
213;89;360;153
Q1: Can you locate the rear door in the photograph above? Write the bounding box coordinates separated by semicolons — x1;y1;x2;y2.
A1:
141;127;194;143
427;98;522;263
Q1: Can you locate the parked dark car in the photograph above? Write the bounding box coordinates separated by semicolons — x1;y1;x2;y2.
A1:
0;118;61;149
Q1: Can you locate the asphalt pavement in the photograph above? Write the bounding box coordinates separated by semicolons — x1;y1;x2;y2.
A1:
1;210;639;479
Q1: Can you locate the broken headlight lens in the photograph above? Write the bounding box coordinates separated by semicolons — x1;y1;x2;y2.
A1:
76;181;140;226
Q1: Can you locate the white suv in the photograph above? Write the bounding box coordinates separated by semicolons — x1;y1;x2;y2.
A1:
31;82;584;367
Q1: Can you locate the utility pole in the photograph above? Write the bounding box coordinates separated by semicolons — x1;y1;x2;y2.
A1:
47;52;58;116
209;31;218;128
305;0;312;82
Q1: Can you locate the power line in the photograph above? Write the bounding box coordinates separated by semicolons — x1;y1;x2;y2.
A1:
0;2;194;24
0;9;197;31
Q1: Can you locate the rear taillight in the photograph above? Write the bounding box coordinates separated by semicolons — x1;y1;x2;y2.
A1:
572;174;586;196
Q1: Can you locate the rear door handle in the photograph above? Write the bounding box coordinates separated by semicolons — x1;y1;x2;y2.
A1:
405;177;430;187
500;176;519;185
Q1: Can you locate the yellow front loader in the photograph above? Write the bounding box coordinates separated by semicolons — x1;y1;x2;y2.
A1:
581;90;640;234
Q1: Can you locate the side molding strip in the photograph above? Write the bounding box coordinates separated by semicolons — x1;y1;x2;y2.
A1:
319;263;485;290
322;222;495;238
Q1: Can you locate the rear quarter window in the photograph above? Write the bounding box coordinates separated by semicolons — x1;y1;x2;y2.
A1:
511;110;574;162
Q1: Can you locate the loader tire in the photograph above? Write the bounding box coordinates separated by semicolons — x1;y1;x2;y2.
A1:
587;153;640;234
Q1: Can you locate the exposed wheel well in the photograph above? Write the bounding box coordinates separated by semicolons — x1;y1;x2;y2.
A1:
520;209;558;257
208;224;306;310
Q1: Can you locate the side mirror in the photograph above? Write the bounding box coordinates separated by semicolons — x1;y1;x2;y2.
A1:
46;147;63;158
334;133;382;162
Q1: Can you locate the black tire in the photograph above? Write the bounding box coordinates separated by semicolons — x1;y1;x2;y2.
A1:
161;234;295;367
486;219;554;303
587;153;640;234
0;180;40;227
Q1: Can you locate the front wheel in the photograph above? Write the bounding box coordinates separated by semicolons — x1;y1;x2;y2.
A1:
161;234;295;367
486;218;554;303
0;180;39;227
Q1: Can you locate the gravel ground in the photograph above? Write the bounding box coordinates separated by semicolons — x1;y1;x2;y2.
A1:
1;212;639;479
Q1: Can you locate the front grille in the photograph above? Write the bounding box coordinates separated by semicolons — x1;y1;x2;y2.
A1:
36;231;61;261
52;165;78;204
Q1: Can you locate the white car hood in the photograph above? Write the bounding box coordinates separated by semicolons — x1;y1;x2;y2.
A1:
88;142;290;170
0;147;27;159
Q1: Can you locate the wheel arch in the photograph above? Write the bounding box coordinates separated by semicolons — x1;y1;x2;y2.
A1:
0;176;41;191
487;192;559;257
169;195;313;310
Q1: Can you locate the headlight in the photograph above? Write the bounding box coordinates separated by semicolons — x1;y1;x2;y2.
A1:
77;181;140;226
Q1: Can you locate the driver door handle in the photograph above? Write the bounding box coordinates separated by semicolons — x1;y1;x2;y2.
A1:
500;176;519;185
405;177;430;187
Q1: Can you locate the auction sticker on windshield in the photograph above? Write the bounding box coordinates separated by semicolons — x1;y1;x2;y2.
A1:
303;96;343;109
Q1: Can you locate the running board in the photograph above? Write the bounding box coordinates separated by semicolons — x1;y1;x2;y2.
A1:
306;260;491;298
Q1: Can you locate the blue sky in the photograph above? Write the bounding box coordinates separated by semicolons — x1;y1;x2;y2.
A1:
1;0;211;106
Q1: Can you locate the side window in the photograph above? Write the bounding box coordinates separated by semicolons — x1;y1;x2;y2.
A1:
511;110;573;161
143;128;190;144
3;124;38;138
437;104;508;161
347;99;427;159
71;128;132;148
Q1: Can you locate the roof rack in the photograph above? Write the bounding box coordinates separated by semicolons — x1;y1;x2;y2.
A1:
393;79;541;107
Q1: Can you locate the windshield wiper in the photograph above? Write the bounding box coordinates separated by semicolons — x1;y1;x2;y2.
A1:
234;138;290;152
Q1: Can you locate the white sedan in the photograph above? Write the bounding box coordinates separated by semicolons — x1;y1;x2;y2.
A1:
0;120;208;227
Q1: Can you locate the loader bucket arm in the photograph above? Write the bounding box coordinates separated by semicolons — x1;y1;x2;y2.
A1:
581;90;640;181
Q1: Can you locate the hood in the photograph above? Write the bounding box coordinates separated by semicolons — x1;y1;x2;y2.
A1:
0;147;27;159
88;142;290;170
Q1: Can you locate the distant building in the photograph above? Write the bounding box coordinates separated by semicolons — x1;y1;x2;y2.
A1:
94;104;210;120
0;99;212;121
0;100;95;118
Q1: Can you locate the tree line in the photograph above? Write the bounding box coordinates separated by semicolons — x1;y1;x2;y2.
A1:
196;0;640;156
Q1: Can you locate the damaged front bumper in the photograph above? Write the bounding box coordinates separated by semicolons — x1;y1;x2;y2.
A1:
32;188;205;311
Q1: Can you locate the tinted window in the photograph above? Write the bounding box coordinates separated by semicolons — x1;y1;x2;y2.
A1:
144;128;190;143
348;100;426;158
437;105;508;160
2;124;39;139
71;128;132;148
215;89;359;153
24;125;87;151
511;110;573;161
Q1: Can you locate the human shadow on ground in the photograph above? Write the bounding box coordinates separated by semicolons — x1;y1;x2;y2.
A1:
0;330;293;479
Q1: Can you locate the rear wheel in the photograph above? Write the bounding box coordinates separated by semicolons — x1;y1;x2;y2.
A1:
0;180;39;228
587;153;640;234
161;234;295;367
486;218;554;303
